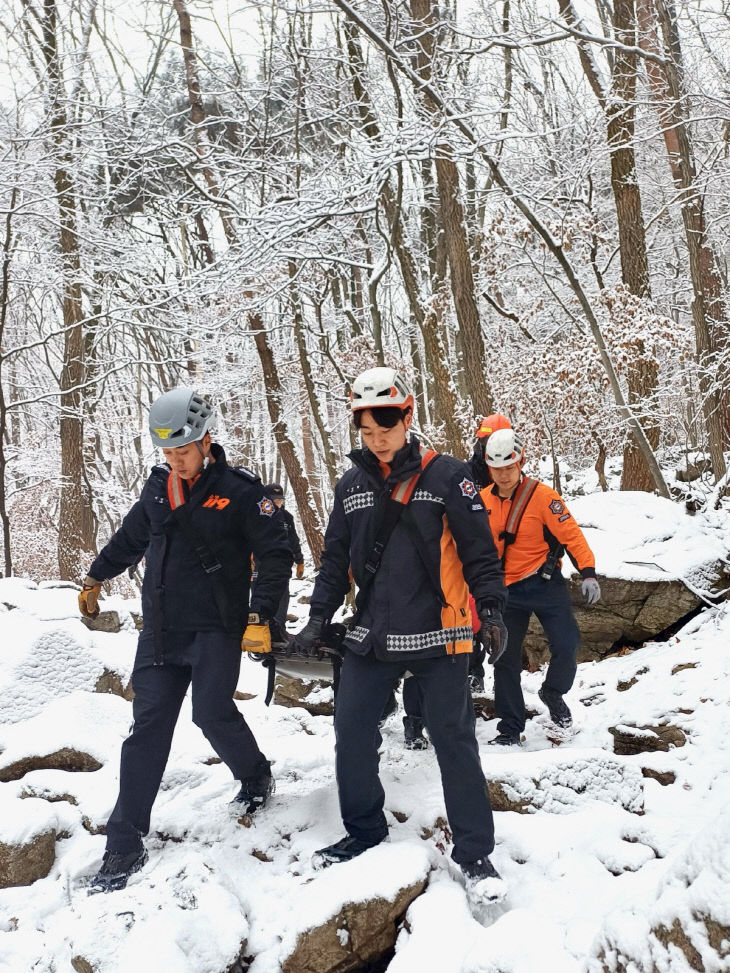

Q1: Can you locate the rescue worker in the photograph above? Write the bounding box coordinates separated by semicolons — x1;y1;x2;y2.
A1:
78;388;291;892
469;413;513;489
481;428;601;746
262;483;305;633
292;367;507;891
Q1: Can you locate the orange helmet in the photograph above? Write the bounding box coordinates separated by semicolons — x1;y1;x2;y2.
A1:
475;413;512;440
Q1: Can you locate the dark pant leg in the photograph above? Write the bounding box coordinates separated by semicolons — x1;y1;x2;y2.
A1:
274;585;290;630
106;637;190;852
402;673;423;720
494;587;532;736
535;574;581;694
189;631;266;780
334;650;401;845
415;654;494;864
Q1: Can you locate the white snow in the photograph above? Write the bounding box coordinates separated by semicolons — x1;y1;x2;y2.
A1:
0;492;728;973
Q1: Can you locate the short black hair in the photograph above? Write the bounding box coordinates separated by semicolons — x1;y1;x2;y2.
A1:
353;405;412;430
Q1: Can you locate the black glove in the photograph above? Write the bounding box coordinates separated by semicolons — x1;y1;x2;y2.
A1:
291;615;326;658
477;605;508;665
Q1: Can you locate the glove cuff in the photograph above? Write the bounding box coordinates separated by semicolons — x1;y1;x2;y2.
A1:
580;567;597;579
83;575;101;589
477;600;499;615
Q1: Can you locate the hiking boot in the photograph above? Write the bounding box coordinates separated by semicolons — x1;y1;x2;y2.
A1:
468;672;485;693
403;716;429;750
89;846;148;894
487;733;522;747
538;686;572;728
461;856;501;882
313;834;383;868
460;856;507;908
230;758;274;814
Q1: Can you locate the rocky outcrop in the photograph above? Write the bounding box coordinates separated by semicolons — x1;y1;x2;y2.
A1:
94;669;134;700
274;675;334;717
608;723;687;755
0;747;102;782
0;829;56;888
523;575;718;665
281;878;426;973
486;750;644;815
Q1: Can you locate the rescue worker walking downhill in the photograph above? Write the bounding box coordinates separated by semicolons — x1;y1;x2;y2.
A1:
480;428;601;746
78;388;292;893
291;367;509;901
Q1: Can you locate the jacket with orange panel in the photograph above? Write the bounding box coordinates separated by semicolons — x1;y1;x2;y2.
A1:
310;436;506;662
481;479;596;587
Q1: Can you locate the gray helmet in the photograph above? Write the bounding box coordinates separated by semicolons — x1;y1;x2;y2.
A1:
148;387;214;449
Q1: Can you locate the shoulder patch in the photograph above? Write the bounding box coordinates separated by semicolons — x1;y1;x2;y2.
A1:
258;497;276;517
549;499;565;515
459;478;478;498
231;466;259;482
558;512;571;522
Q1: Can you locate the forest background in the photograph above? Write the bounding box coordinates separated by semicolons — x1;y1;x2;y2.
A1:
0;0;728;584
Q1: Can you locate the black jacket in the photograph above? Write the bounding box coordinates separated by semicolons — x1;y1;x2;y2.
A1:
89;444;292;639
310;437;506;662
282;508;304;563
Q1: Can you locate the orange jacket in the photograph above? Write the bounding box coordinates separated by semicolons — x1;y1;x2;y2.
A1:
480;479;595;587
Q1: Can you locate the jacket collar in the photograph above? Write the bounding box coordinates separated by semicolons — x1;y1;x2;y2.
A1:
349;435;423;488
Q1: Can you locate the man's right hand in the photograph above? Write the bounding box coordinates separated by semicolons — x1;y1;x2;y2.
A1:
477;605;508;665
78;576;102;619
291;616;325;657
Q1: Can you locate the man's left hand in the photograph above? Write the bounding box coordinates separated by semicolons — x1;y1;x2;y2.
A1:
581;578;601;605
295;562;304;580
477;606;508;665
241;622;271;654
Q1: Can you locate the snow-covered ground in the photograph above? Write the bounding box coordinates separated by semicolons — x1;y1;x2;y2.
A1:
0;492;728;973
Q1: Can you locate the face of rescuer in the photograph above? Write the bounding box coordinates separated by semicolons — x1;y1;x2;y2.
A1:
356;407;413;465
488;459;522;498
162;433;212;481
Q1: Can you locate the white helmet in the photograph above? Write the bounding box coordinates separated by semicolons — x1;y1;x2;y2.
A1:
148;387;214;448
485;428;525;468
350;367;414;412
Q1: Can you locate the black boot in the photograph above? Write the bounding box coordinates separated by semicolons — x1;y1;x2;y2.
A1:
313;834;383;868
230;757;274;814
89;846;148;894
403;715;429;750
538;686;572;728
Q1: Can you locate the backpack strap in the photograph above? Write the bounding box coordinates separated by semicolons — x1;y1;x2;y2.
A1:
351;447;439;627
499;475;539;570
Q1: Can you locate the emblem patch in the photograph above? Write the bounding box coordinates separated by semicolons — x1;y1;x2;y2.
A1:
154;427;172;440
558;512;571;522
258;497;275;517
549;499;565;515
459;478;477;498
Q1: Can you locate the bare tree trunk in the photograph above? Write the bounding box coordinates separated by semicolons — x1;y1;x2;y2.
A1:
0;187;18;575
173;0;325;562
559;0;659;491
38;0;95;579
289;261;339;491
343;22;464;450
636;0;728;481
408;0;494;420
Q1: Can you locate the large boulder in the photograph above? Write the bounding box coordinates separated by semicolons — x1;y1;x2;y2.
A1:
279;844;430;973
0;796;75;888
588;803;730;971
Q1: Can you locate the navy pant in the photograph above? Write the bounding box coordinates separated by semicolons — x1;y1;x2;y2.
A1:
495;572;580;737
106;630;265;852
335;650;494;864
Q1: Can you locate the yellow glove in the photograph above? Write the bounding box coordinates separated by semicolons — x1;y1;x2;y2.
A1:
295;562;304;580
241;617;271;654
78;576;102;619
